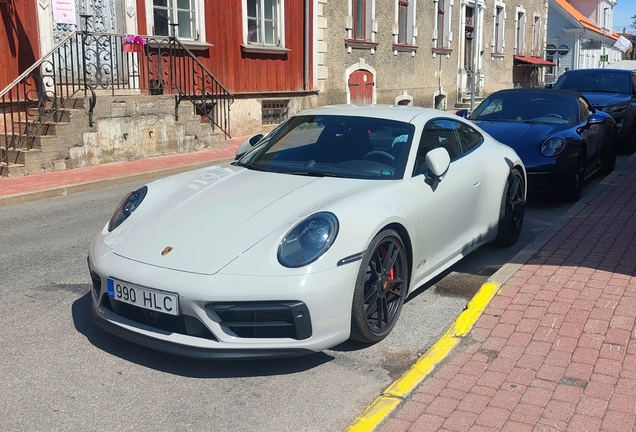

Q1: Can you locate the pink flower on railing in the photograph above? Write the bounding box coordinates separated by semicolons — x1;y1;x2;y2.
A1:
124;35;148;45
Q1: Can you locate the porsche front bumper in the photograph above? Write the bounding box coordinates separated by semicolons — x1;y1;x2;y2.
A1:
88;241;360;359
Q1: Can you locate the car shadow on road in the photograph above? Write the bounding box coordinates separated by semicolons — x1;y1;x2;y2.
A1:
71;293;334;377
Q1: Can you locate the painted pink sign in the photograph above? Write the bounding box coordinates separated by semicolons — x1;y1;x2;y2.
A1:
53;0;77;25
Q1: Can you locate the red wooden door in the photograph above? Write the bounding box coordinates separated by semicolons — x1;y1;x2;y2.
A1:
349;70;374;104
0;0;39;89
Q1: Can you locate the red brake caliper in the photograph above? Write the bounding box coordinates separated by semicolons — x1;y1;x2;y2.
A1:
379;246;395;292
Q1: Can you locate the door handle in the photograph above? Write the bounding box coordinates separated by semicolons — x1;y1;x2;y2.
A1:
473;178;480;187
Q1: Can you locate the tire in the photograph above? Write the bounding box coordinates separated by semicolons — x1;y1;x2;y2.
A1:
622;126;636;155
600;130;617;175
350;229;409;344
568;153;585;202
493;169;525;247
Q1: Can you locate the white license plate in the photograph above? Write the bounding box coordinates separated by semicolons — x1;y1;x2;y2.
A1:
107;278;179;316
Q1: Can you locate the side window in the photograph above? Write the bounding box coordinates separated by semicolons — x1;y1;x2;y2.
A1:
456;122;483;153
474;97;504;118
434;0;452;50
493;4;505;54
515;9;525;55
352;0;372;41
413;119;463;175
245;0;284;46
148;0;205;41
578;98;590;123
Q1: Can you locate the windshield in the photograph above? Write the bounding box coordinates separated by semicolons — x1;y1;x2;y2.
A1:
236;115;414;180
554;71;631;94
471;93;576;126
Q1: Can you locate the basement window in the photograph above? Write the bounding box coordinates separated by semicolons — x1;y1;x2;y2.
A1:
262;100;289;125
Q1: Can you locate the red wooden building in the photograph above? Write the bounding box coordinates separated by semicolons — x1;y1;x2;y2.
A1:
1;0;317;138
132;0;317;135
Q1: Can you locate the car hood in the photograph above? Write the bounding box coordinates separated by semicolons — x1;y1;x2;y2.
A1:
108;164;374;275
581;92;631;108
471;121;562;155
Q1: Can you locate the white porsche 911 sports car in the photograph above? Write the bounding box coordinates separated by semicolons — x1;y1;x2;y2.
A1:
88;105;526;359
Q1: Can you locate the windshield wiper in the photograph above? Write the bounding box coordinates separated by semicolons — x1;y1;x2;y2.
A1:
476;119;519;123
286;171;334;177
235;161;268;172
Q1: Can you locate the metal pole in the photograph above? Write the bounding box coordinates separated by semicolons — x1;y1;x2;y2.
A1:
304;0;309;91
471;1;479;112
602;7;608;68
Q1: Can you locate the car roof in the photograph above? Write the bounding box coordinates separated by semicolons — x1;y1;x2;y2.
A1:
489;88;582;100
563;68;632;74
295;104;443;123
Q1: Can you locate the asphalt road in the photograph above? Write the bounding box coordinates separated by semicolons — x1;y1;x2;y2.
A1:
0;156;626;431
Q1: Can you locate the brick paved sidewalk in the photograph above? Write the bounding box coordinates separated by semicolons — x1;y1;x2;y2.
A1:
0;136;247;206
379;160;636;431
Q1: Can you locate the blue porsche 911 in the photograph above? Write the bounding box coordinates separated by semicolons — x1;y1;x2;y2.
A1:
458;89;617;201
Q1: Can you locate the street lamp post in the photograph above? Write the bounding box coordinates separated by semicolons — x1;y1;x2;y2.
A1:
471;1;479;112
602;7;608;68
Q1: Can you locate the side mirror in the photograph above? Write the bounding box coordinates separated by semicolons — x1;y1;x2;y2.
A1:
425;147;451;182
455;109;469;118
235;134;264;160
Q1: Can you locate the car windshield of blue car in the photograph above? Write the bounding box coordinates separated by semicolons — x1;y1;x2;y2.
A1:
471;93;576;126
236;115;414;180
554;71;631;95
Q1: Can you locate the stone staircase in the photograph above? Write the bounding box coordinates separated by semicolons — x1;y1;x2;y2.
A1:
1;94;221;178
454;95;485;110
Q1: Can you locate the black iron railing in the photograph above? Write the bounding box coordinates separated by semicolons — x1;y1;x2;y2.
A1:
1;30;233;173
143;36;234;137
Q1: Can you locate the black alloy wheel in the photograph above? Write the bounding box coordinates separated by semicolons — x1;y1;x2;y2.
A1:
350;229;408;344
568;154;585;202
623;126;636;155
493;169;525;247
600;131;617;175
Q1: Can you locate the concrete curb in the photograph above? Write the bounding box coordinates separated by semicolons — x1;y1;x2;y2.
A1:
0;157;233;208
344;282;502;432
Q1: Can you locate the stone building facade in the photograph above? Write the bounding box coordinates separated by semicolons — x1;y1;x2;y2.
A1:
315;0;550;109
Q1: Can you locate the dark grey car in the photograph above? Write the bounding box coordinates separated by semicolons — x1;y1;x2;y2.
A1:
552;69;636;153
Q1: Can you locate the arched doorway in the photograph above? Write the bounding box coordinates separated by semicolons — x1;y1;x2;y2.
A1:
348;69;374;104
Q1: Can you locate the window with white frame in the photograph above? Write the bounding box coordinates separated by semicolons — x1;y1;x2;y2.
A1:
493;3;505;54
435;0;452;50
532;15;540;56
600;6;611;31
395;0;417;46
397;1;409;44
352;0;372;41
515;9;525;55
147;0;205;41
245;0;284;46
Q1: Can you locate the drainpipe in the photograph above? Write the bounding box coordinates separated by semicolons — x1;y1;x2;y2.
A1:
304;0;310;90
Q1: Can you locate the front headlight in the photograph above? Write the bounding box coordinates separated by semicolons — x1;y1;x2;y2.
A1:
603;103;629;113
107;186;148;232
278;212;339;268
540;136;565;157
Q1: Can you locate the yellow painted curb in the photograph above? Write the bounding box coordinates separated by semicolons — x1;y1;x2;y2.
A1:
345;397;402;432
343;281;502;432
